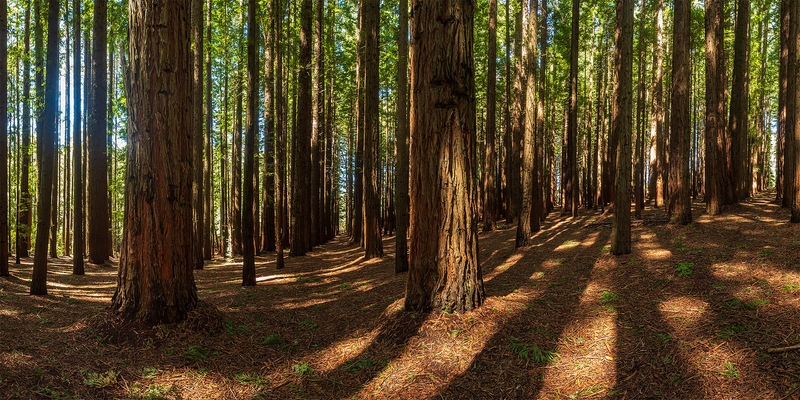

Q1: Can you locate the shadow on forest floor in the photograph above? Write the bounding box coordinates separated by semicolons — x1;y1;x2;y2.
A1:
1;191;799;399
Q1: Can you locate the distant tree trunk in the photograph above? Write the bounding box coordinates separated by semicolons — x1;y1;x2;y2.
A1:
503;0;512;222
50;115;59;258
785;0;797;210
242;0;258;285
634;0;645;219
729;0;750;200
275;0;286;268
17;1;31;261
483;0;498;232
405;0;484;313
113;0;198;323
536;0;548;220
311;0;325;247
0;0;7;277
221;55;229;257
610;0;633;256
777;0;788;203
565;0;578;218
350;4;364;246
192;0;204;269
262;0;276;254
509;1;525;223
203;0;212;260
362;0;383;260
88;0;110;264
669;0;692;225
232;59;243;256
291;0;312;256
30;0;59;295
516;0;539;248
395;0;409;273
72;0;83;274
705;0;725;215
649;0;665;208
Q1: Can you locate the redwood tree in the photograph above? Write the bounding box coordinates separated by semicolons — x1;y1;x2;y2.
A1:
0;0;7;277
565;0;578;218
483;0;498;232
242;0;258;285
73;0;83;275
88;0;110;264
113;0;198;323
669;0;692;225
362;0;383;260
405;0;485;313
30;0;59;295
291;0;313;256
610;0;633;255
729;0;751;201
705;0;725;215
516;0;539;247
395;0;409;273
192;0;204;269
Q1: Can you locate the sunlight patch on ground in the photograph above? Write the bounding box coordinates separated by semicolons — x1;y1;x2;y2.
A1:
658;297;709;330
710;263;747;279
483;253;523;282
642;248;673;261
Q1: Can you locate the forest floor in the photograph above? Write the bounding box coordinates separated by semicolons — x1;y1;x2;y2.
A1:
1;191;800;399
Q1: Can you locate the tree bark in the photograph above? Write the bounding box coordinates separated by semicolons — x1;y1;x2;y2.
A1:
509;1;525;223
0;0;7;277
262;0;276;254
242;0;258;284
17;1;31;262
705;0;724;215
311;0;325;247
88;0;110;264
395;0;409;273
191;0;204;269
565;0;579;218
777;0;789;203
291;0;313;256
516;0;539;247
669;0;692;225
203;0;212;260
113;0;198;323
648;0;665;208
30;0;59;295
362;0;383;259
405;0;485;313
275;0;286;268
729;0;751;201
793;0;800;223
610;0;633;256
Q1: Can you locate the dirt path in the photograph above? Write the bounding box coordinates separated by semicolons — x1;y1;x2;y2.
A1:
1;191;799;399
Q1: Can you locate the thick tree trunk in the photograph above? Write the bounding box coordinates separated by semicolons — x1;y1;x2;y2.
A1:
362;0;383;259
311;0;325;247
231;65;243;255
610;0;633;256
275;0;286;269
203;0;212;260
565;0;579;218
30;0;59;295
705;0;724;215
669;0;692;225
395;0;409;273
221;57;229;257
516;0;539;247
536;0;548;221
88;0;110;264
405;0;485;313
649;0;665;208
793;0;800;223
242;0;258;284
262;0;276;254
777;0;789;203
509;1;525;223
113;0;198;323
483;0;498;232
729;0;751;201
72;0;83;274
787;1;798;211
291;0;313;256
634;0;645;219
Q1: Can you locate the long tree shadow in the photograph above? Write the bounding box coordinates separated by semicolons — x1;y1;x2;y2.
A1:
436;210;612;398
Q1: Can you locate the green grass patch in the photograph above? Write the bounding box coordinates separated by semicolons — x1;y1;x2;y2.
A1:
782;284;800;291
299;320;318;331
342;358;378;372
81;369;118;388
717;323;756;340
183;345;210;362
261;333;284;346
676;262;694;277
508;337;559;363
234;372;270;388
292;362;313;377
599;291;619;304
141;366;160;379
720;362;738;378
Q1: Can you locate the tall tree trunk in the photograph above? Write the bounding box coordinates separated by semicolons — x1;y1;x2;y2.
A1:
405;0;485;313
242;0;258;285
351;3;364;246
669;0;692;225
17;1;31;262
483;0;498;232
311;0;325;246
221;54;229;257
395;0;409;273
777;0;789;203
113;0;198;323
362;0;382;259
565;0;579;218
0;0;7;277
729;0;750;201
262;0;276;254
231;55;243;256
516;0;539;247
793;0;800;223
30;0;59;295
785;0;796;210
704;0;725;215
203;0;212;260
72;0;83;274
509;1;525;223
537;0;548;220
649;0;665;208
291;0;313;256
88;0;110;264
610;0;633;255
634;0;645;219
503;0;512;222
192;0;204;269
275;0;286;269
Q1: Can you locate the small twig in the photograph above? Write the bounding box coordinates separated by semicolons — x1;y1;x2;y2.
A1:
767;343;800;354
